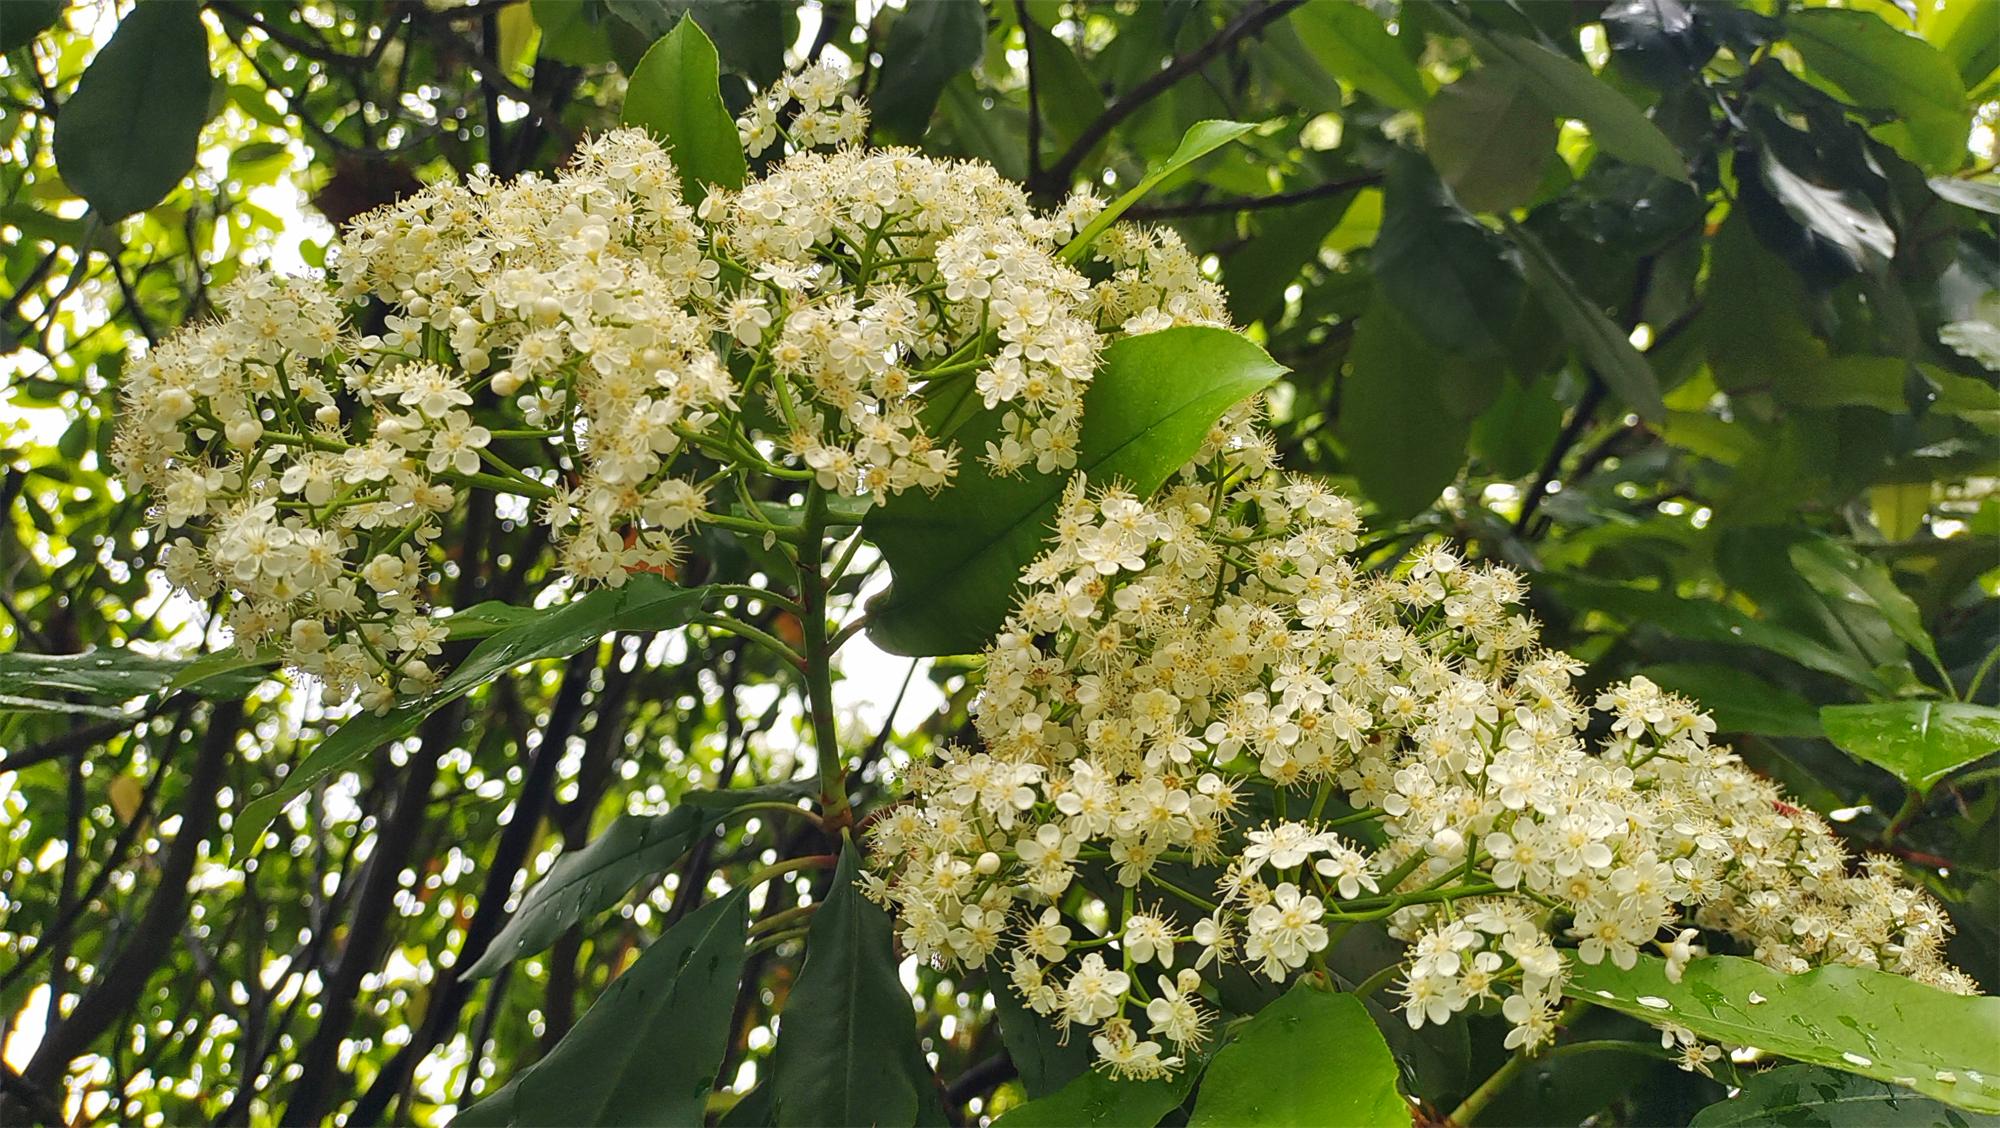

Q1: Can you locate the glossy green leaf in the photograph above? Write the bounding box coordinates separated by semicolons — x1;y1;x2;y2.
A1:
1742;139;1896;276
621;16;746;202
608;0;785;83
1566;954;2000;1114
234;577;708;854
1692;1064;2000;1126
1424;64;1557;214
1060;120;1257;261
1638;663;1824;738
1509;221;1665;421
1188;984;1410;1127
865;326;1284;656
1340;299;1473;519
1788;538;1939;668
1602;0;1717;81
1929;177;2000;215
1821;702;2000;795
871;0;984;142
1455;23;1688;181
1290;1;1428;111
454;888;749;1126
1788;8;1970;172
995;1064;1193;1128
51;2;212;218
1373;150;1523;359
768;841;942;1126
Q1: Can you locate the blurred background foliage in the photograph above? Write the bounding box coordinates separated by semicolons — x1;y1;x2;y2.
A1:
0;0;1996;1124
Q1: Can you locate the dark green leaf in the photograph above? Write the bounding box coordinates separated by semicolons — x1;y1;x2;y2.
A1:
1373;150;1524;359
1692;1064;2000;1126
865;326;1283;656
1061;121;1257;262
1741;136;1896;277
621;16;746;203
1602;0;1717;81
1221;192;1354;324
52;2;213;218
996;1065;1194;1128
871;0;985;142
1424;64;1558;214
1566;954;2000;1114
454;888;749;1126
1508;221;1665;421
608;0;785;83
1339;299;1473;519
1188;984;1410;1127
1702;214;1829;396
1787;8;1970;172
0;0;62;54
1821;702;2000;795
768;841;942;1126
531;0;620;65
1788;538;1939;668
1471;375;1564;479
1290;0;1429;111
1638;663;1824;739
990;968;1092;1099
1929;177;2000;215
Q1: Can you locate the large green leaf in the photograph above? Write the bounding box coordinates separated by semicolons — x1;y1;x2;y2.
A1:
1188;984;1410;1127
1454;23;1688;181
865;326;1284;656
1424;63;1557;214
607;0;785;84
51;1;212;218
768;841;942;1126
1638;663;1824;738
1221;191;1355;324
1788;538;1940;670
233;577;707;854
1787;8;1970;172
1509;221;1665;421
453;888;750;1126
1060;121;1257;262
1339;299;1474;519
990;965;1093;1099
1565;954;2000;1114
995;1065;1195;1128
1926;0;1999;88
463;780;812;979
1691;1064;2000;1126
1821;702;2000;795
621;16;746;203
1020;17;1107;158
1741;134;1896;278
1372;150;1524;359
871;0;984;142
1290;0;1429;111
0;0;63;54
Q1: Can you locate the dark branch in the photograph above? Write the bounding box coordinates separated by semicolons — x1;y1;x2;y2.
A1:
1127;170;1383;219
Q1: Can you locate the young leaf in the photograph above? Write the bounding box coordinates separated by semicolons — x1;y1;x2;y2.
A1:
1820;702;2000;795
768;841;943;1126
1290;1;1429;111
1188;983;1410;1127
995;1065;1195;1128
1787;8;1970;172
1508;221;1665;421
233;577;707;854
51;2;213;218
1059;121;1257;262
621;15;747;202
1339;299;1474;519
865;326;1284;656
1423;64;1558;214
1691;1064;2000;1126
454;888;750;1126
1566;954;2000;1114
871;0;985;142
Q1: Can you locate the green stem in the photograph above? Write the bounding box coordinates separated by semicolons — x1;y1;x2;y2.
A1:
797;485;852;826
1449;999;1589;1126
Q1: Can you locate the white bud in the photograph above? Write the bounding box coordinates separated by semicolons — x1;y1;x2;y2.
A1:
224;416;264;448
976;851;1001;875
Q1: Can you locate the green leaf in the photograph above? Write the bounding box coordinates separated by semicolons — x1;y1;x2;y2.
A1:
1565;954;2000;1115
1060;120;1257;262
1702;214;1829;396
1821;702;2000;795
871;0;985;142
0;650;194;705
1742;137;1897;277
1926;0;1999;88
865;326;1284;656
1929;177;2000;215
1638;663;1825;738
1290;0;1429;111
1508;221;1665;421
1339;299;1473;519
1692;1064;2000;1126
1020;17;1107;157
1188;984;1410;1127
1424;64;1558;214
454;888;749;1127
1220;191;1355;324
1372;150;1524;359
463;780;812;979
608;0;785;84
1471;375;1564;479
1454;23;1688;181
531;0;620;65
621;16;746;203
768;841;942;1126
1602;0;1717;82
990;968;1093;1100
1788;8;1970;172
51;2;212;218
995;1065;1194;1128
233;577;707;855
0;0;63;54
1788;538;1940;669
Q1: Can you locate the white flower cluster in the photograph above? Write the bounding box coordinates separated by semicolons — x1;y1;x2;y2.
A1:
870;438;1972;1080
115;67;1225;707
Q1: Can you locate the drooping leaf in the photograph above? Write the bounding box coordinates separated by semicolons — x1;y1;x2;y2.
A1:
1508;221;1665;421
463;781;813;979
1820;702;2000;795
995;1064;1194;1128
1740;135;1897;278
1565;954;2000;1114
1339;298;1474;519
621;16;747;202
1372;150;1524;359
1060;120;1257;262
233;577;708;854
1188;984;1410;1127
1423;63;1558;214
871;0;985;142
453;888;750;1127
1290;0;1429;111
1787;538;1939;669
1929;176;2000;215
865;326;1284;656
767;841;943;1126
1602;0;1717;82
1691;1064;2000;1126
1638;663;1825;738
51;1;213;218
1787;7;1970;172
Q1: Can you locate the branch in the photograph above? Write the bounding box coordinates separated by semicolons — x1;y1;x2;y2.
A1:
1127;170;1382;219
1033;0;1305;196
1015;0;1045;185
